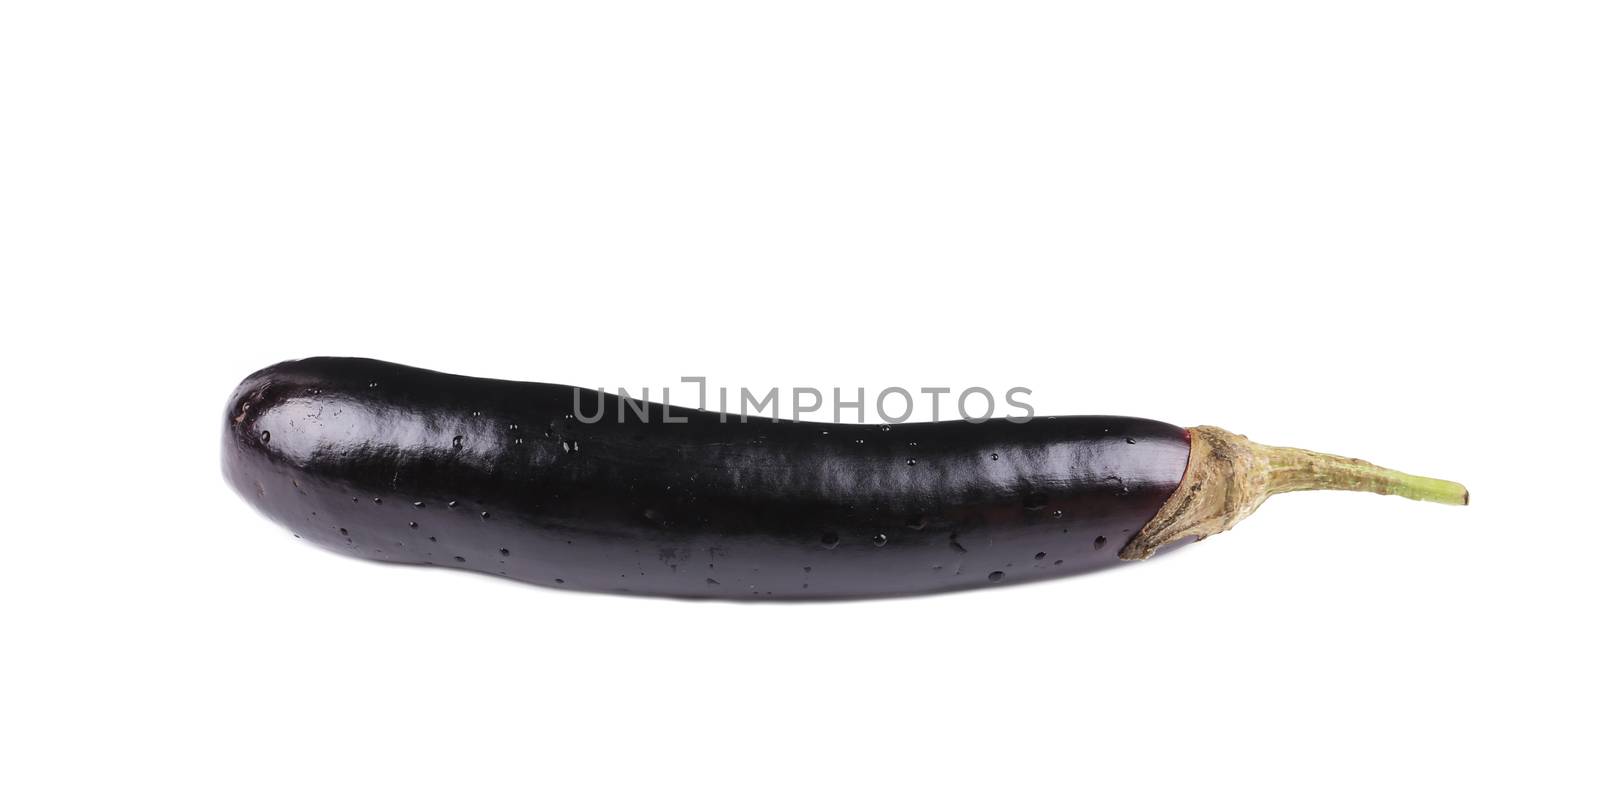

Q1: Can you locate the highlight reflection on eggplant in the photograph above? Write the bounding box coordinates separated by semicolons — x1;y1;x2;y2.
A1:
223;358;1467;599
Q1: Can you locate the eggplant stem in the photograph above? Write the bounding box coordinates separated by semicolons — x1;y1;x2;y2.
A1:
1120;426;1467;560
1259;441;1468;506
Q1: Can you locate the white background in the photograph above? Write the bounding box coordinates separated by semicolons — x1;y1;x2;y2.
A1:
3;2;1596;798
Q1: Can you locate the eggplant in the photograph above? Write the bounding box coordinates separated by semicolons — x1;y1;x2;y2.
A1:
222;358;1467;599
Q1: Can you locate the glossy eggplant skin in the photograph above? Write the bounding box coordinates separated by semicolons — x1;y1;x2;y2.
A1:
223;358;1191;599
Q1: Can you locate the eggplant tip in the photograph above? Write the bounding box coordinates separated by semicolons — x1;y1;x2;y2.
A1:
1122;426;1471;560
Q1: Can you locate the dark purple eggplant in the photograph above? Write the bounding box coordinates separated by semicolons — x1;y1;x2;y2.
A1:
221;358;1467;599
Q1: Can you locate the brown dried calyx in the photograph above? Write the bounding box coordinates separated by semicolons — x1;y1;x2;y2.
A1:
1120;425;1469;561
